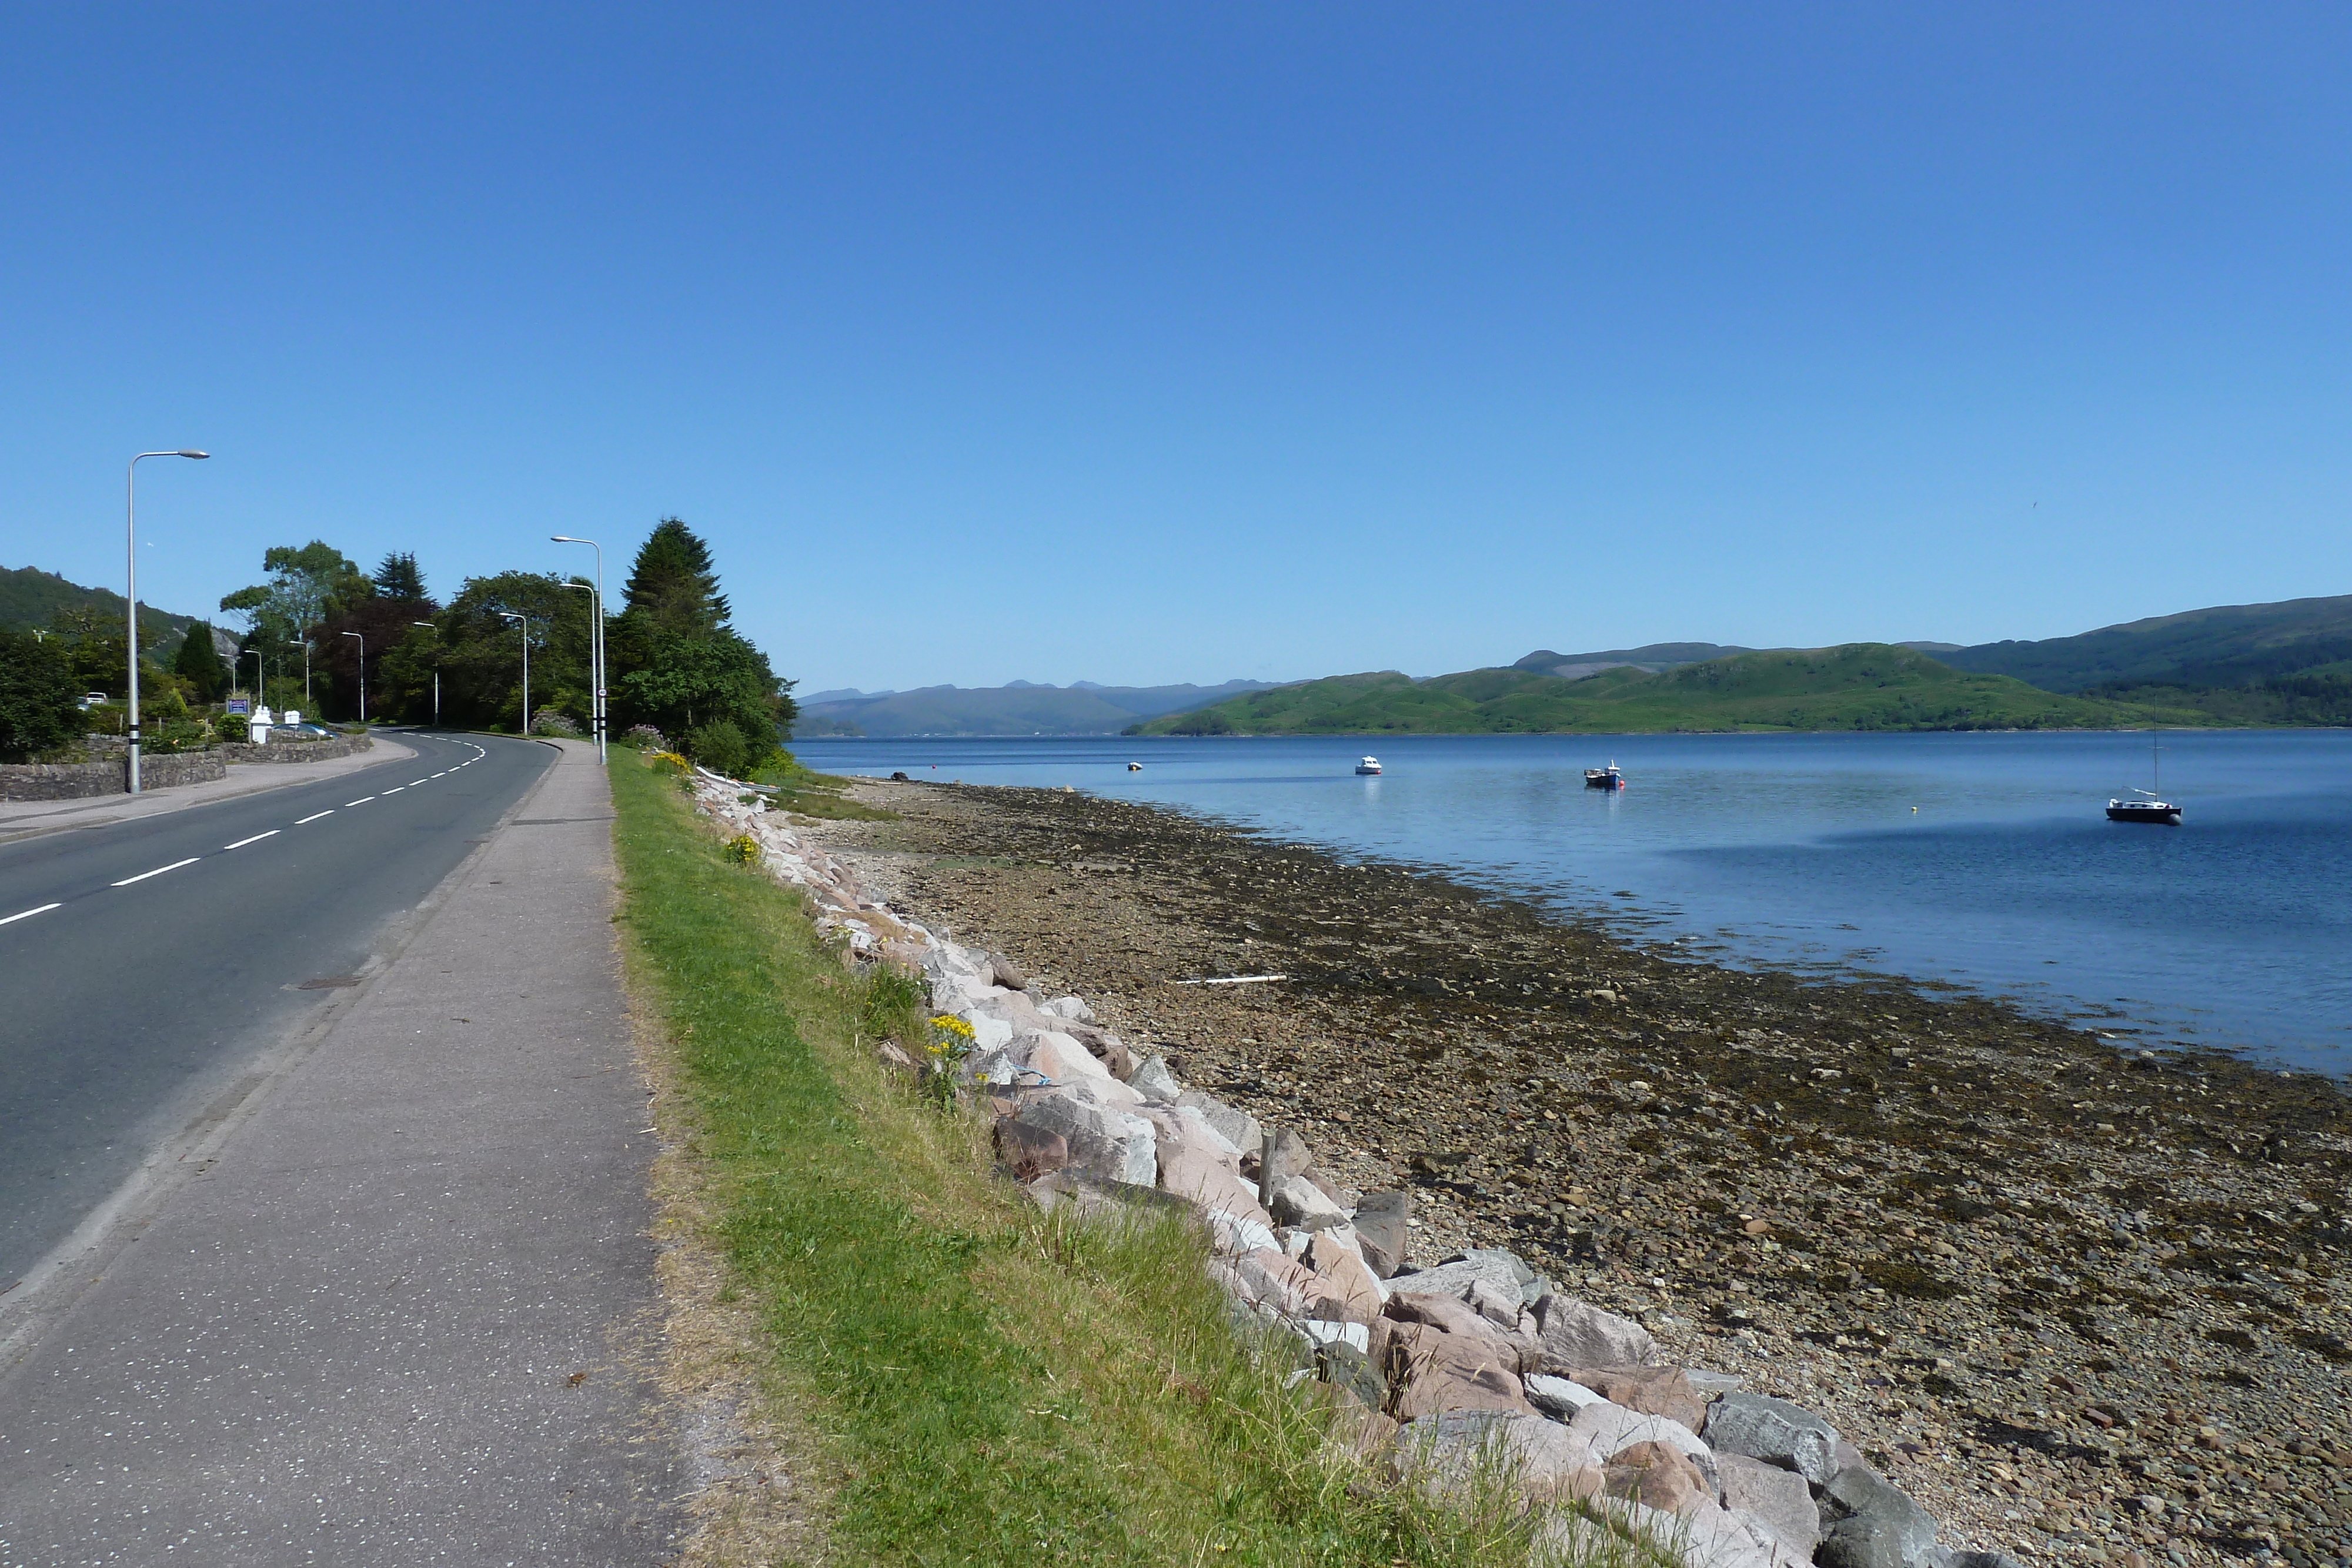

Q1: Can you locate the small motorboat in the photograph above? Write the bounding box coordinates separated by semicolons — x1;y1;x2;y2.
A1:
1584;761;1625;790
1127;761;1142;771
2106;731;2181;824
1355;755;1382;775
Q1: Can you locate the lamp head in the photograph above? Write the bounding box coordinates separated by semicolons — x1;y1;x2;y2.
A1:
176;450;209;460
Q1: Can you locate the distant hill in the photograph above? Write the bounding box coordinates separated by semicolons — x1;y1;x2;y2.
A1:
1;564;215;655
1937;593;2352;693
1511;642;1757;680
1131;644;2197;735
793;678;1277;737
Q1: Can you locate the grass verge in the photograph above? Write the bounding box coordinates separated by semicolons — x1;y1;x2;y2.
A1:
609;754;1648;1567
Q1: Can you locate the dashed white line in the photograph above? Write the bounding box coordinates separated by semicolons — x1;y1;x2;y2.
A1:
346;796;376;805
223;830;281;850
383;786;406;793
113;858;201;887
0;902;62;926
296;810;335;824
410;779;429;785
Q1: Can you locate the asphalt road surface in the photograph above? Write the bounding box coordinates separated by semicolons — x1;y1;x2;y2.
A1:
0;732;552;1289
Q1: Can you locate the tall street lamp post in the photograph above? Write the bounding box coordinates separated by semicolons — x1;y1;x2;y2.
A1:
340;631;366;723
559;581;603;759
550;536;605;763
243;650;263;716
125;449;209;793
412;622;440;726
500;613;529;735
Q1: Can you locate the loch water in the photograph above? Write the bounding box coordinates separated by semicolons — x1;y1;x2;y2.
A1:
791;730;2352;1075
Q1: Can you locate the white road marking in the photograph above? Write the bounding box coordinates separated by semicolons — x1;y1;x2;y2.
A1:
411;779;429;785
223;830;280;850
0;902;62;926
113;858;201;887
346;796;376;805
431;771;446;778
383;786;406;793
296;810;335;824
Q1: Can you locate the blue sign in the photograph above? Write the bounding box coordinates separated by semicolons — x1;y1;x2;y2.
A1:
226;697;250;716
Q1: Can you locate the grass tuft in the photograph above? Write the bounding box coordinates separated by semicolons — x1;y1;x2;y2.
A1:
611;755;1664;1566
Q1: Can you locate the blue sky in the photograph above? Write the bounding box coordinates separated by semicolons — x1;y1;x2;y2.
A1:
4;4;2348;692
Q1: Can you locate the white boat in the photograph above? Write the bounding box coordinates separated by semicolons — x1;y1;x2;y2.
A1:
1355;755;1382;775
2106;732;2181;825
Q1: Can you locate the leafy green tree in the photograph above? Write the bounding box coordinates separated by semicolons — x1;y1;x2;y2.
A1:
0;627;82;761
685;718;751;777
172;621;228;703
219;541;375;651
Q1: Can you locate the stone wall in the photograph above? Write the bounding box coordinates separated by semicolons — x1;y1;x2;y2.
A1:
0;752;228;801
216;735;373;765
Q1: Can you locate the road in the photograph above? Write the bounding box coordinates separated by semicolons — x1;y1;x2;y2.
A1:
0;731;553;1289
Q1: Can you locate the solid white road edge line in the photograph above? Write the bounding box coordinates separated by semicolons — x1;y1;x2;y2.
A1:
295;810;335;824
113;858;201;887
223;830;281;850
0;902;63;926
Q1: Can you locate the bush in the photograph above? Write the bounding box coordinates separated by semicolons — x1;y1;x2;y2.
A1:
0;629;83;763
530;707;581;737
619;723;667;751
686;718;751;779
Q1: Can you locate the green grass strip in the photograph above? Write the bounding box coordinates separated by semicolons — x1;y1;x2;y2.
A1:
610;757;1643;1567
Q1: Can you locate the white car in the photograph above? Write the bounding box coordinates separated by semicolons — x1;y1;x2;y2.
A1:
78;693;109;710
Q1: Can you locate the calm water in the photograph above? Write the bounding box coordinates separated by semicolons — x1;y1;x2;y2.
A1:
791;731;2352;1075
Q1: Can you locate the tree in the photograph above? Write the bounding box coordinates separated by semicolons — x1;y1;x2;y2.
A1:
622;517;729;636
616;627;791;763
372;551;428;603
0;628;82;761
219;541;375;651
172;621;229;703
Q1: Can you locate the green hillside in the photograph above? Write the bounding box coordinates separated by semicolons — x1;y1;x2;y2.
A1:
1132;644;2205;735
1;564;202;653
1939;592;2352;691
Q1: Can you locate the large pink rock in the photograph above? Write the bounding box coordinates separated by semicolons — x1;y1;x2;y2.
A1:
1560;1365;1708;1433
1304;1229;1384;1325
1141;1108;1269;1228
1605;1440;1713;1514
1385;1291;1536;1369
1379;1319;1538;1421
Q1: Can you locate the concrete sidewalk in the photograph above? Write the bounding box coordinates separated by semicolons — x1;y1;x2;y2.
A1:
0;740;684;1564
0;733;421;844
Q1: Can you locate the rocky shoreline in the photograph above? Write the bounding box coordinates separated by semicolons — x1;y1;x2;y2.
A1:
701;764;2350;1567
682;752;2352;1561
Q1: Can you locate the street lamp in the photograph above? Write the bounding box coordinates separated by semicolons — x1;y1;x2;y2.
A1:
285;640;310;709
550;536;605;763
413;622;440;726
243;649;263;717
559;581;603;760
500;612;530;735
340;631;366;723
125;449;209;793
